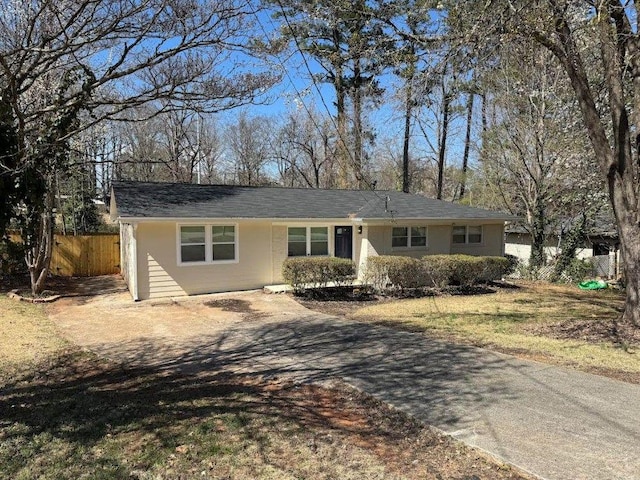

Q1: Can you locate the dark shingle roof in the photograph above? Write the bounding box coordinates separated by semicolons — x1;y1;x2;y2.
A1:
111;181;516;221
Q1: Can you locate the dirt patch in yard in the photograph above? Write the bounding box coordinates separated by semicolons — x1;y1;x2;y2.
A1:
528;318;640;346
296;297;391;318
204;298;267;319
2;274;128;298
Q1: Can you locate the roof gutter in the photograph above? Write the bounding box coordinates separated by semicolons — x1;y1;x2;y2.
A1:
357;216;521;224
116;216;359;223
115;215;520;224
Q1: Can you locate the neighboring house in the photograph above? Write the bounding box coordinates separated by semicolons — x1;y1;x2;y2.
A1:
505;217;620;277
110;181;517;300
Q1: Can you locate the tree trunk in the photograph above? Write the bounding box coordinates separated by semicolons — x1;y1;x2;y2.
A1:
549;214;587;283
26;182;55;295
437;90;451;200
402;77;413;193
538;8;640;325
459;92;474;200
481;92;487;133
529;200;546;269
333;28;349;189
617;216;640;326
353;58;364;189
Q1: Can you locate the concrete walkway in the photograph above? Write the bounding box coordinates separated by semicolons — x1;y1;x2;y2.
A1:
50;292;640;480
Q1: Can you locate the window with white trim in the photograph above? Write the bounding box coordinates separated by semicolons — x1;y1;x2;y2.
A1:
411;227;427;246
212;225;236;261
392;227;408;247
288;226;329;256
180;226;206;262
452;225;483;244
392;226;428;248
310;227;329;255
178;224;237;264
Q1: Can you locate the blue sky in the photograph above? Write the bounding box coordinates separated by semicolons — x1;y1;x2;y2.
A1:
217;5;476;173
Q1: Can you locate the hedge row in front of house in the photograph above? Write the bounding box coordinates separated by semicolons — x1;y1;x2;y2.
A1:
365;254;513;292
282;257;356;293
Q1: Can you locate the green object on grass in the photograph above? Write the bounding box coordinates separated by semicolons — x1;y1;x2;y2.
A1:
578;279;608;290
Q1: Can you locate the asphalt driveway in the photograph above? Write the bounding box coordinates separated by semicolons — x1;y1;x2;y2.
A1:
48;289;640;480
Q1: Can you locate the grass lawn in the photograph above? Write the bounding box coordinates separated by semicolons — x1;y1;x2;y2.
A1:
0;294;531;479
349;282;639;381
0;296;69;378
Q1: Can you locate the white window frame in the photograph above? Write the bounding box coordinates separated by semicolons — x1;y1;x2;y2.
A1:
177;223;239;266
452;225;483;245
287;226;330;257
391;227;409;248
391;226;428;249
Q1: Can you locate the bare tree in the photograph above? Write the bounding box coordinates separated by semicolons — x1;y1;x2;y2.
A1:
223;113;274;186
0;0;276;293
113;110;164;182
479;41;603;269
196;116;224;185
413;67;463;201
274;108;337;188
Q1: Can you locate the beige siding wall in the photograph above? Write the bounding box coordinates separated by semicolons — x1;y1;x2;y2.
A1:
364;224;452;258
130;219;506;299
271;225;287;283
358;222;506;279
136;221;273;299
353;226;363;275
364;225;386;256
450;223;504;256
423;225;451;255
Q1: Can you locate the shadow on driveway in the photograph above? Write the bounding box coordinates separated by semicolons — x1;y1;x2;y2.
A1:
88;312;640;480
44;290;640;480
92;314;514;429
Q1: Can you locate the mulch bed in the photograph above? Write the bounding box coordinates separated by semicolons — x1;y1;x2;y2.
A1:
294;282;515;318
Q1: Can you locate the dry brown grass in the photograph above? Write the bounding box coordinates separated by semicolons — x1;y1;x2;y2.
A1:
352;282;640;376
0;296;68;373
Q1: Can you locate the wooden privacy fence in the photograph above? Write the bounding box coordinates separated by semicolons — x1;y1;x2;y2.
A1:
51;234;120;277
9;233;120;277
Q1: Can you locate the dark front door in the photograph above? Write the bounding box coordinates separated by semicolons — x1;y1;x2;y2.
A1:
334;226;353;259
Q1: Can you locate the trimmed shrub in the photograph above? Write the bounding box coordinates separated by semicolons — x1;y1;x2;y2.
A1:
422;255;457;288
447;255;486;286
446;255;510;286
366;254;514;292
478;256;512;281
282;257;355;293
365;255;429;291
363;256;392;291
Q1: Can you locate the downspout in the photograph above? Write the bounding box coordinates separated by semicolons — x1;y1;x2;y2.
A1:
357;224;368;282
269;223;274;284
132;222;140;301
